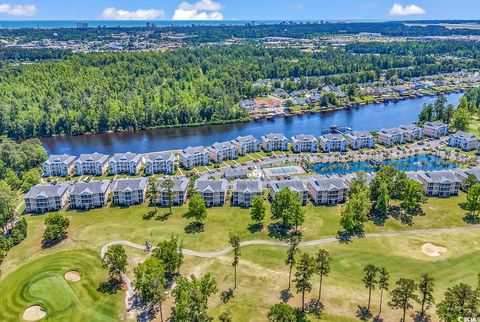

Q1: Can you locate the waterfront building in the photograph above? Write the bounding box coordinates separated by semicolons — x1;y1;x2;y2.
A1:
109;152;143;175
111;178;148;206
232;179;263;207
345;131;376;150
413;170;461;197
144;152;175;175
423;121;449;138
179;146;210;169
377;128;404;147
231;135;259;155
208;141;238;163
261;133;289;152
74;153;109;176
399;124;423;142
25;182;71;213
291;134;318;153
306;176;348;205
448;131;479;151
318;134;348;152
69;180;111;209
43;154;76;177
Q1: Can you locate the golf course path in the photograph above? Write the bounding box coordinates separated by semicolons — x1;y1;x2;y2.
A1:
100;224;480;259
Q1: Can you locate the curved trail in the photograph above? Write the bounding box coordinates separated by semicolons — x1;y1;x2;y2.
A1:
100;224;480;259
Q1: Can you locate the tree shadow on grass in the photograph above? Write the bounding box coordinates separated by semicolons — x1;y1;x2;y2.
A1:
279;289;292;302
142;210;156;220
184;221;205;234
463;213;480;224
247;223;263;233
356;305;372;321
97;280;121;295
220;288;234;303
267;222;290;240
155;212;171;222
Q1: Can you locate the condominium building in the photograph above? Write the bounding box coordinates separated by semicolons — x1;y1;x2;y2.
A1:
269;180;309;205
25;182;71;213
42;154;76;177
156;177;189;206
306;176;348;205
345;131;376;150
111;178;148;206
74;153;109;176
377;128;404;147
208;141;238;163
414;170;461;197
448;131;479;151
422;121;449;138
144;152;175;175
69;180;111;209
231;135;259;155
194;179;228;207
318;134;348;152
399;124;423;142
232;179;263;207
109;152;143;175
291;134;318;153
261;133;289;152
179;146;210;169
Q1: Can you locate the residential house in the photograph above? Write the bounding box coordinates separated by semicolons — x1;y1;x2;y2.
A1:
208;142;238;163
179;146;210;169
270;180;309;205
231;135;259;156
224;168;248;180
318;134;348;152
377;128;404;147
414;170;461;197
194;179;228;207
69;180;111;209
109;152;143;175
448;131;479;151
111;178;148;206
291;134;318;153
423;121;449;138
239;99;255;110
25;182;71;213
261;133;289;152
345;131;376;150
144;152;175;175
74;153;109;176
399;124;423;142
156;177;189;206
232;179;263;207
43;154;76;177
307;176;348;205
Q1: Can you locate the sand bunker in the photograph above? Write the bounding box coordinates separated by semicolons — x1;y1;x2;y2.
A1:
23;305;46;321
422;243;448;257
64;270;81;282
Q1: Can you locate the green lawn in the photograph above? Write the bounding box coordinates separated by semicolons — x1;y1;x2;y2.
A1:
0;250;123;322
0;194;477;321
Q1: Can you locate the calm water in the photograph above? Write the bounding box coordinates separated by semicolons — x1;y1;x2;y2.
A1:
41;92;463;156
308;155;457;176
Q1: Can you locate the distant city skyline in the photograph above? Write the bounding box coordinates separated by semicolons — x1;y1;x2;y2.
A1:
0;0;479;21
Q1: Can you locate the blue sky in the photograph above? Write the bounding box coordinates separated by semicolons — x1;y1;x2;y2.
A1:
0;0;478;21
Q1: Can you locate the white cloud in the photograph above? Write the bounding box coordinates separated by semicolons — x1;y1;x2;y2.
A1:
173;0;224;20
389;3;425;16
101;7;165;20
0;4;36;16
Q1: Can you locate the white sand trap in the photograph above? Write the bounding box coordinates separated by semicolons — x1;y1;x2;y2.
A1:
422;243;448;257
23;305;46;321
64;270;81;282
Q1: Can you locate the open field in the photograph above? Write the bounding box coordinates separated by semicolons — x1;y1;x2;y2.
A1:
0;194;479;321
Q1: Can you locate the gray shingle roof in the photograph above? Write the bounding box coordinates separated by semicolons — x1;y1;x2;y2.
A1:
450;131;478;140
25;182;71;199
144;152;175;163
181;146;207;157
424;120;447;129
70;180;111;195
347;131;373;139
291;134;317;142
156;178;189;192
262;133;287;141
209;141;235;151
308;177;348;191
232;135;257;144
417;170;461;184
110;152;141;163
320;133;346;141
399;124;421;131
271;180;307;193
112;177;148;192
45;154;76;165
76;153;109;163
195;179;227;193
233;179;262;193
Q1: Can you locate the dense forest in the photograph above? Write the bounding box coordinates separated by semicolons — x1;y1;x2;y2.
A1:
0;44;478;139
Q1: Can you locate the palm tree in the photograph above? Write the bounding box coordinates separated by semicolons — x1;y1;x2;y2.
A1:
161;178;175;216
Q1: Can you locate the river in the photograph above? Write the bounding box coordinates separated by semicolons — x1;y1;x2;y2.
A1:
41;92;463;156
